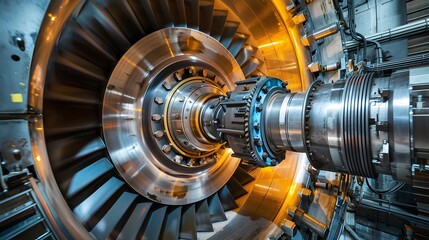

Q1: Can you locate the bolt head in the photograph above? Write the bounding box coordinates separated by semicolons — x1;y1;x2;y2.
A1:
188;66;196;76
162;81;172;90
174;155;183;163
281;219;297;237
253;123;260;130
174;72;182;81
154;97;164;105
172;113;181;119
256;104;263;112
254;138;263;147
262;85;268;93
262;152;269;159
299;188;314;202
162;144;171;154
154;130;164;139
152;114;162;122
282;81;289;87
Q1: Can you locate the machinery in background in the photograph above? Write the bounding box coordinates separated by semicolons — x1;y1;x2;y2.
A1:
1;0;428;239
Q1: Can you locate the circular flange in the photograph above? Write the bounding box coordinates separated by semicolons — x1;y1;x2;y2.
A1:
102;28;244;205
163;76;225;162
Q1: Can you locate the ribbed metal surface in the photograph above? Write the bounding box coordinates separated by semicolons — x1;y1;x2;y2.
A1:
342;73;377;178
26;0;306;238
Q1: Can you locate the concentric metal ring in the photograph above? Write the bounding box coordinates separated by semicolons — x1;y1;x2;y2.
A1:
102;28;243;205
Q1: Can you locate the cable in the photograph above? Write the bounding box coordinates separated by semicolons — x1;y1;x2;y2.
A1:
346;0;367;62
333;0;349;29
365;178;405;195
346;0;384;64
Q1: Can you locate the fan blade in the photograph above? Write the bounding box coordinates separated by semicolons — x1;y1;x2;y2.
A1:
160;206;182;240
90;192;138;239
195;200;213;232
117;201;153;239
179;204;197;239
207;194;227;222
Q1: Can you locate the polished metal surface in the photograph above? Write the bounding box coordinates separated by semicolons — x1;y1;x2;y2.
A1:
265;92;306;153
23;0;310;237
164;77;224;158
103;28;242;205
2;0;428;239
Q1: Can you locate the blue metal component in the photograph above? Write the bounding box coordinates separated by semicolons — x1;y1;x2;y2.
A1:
248;77;286;166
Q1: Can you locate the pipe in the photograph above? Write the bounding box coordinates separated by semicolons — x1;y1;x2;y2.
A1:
360;199;429;226
365;54;429;71
344;224;364;240
346;18;429;49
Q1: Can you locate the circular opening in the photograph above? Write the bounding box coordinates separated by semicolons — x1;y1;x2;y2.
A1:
11;54;20;61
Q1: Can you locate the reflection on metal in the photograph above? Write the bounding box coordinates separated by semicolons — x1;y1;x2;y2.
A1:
3;0;427;239
103;28;242;205
20;0;310;238
206;152;309;240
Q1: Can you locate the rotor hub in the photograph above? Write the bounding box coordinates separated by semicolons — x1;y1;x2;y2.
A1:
102;28;243;205
164;75;226;167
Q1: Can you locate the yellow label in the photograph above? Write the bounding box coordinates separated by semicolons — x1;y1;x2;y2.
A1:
10;93;23;103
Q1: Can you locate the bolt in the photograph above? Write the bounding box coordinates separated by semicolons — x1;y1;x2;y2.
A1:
202;69;208;77
270;159;278;166
162;144;171;154
256;95;262;101
281;219;297;237
253;122;260;130
282;81;289;87
262;85;268;94
172;113;181;119
174;72;182;81
152;114;162;122
298;188;314;202
174;155;184;163
254;138;263;147
154;97;164;105
262;152;269;159
187;159;196;166
188;66;196;76
243;85;250;91
176;129;183;135
162;81;172;90
154;130;164;139
288;206;298;217
256;104;263;112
